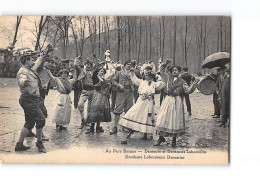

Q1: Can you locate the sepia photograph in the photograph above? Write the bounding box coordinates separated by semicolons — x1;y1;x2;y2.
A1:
0;15;231;164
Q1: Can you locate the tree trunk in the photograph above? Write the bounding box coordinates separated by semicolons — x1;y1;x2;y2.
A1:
117;16;121;62
12;16;22;46
172;16;177;65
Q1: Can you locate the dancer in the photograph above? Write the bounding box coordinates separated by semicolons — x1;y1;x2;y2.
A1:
154;66;198;147
85;67;112;134
119;66;165;144
46;66;77;131
77;59;95;129
15;54;46;153
109;60;135;135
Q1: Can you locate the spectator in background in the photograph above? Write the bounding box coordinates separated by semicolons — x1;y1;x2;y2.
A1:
73;56;83;109
111;65;122;111
131;60;142;102
181;67;194;115
219;68;230;127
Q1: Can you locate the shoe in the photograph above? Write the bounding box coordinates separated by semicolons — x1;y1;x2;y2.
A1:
42;133;49;141
60;126;67;131
153;136;165;146
85;129;94;134
78;119;85;129
15;142;30;151
109;127;117;135
143;133;148;140
171;137;177;148
56;125;61;132
219;122;226;127
212;115;220;118
96;126;104;133
36;141;46;153
26;131;36;137
188;112;192;115
121;140;127;144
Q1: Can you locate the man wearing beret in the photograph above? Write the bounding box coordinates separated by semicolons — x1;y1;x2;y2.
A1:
110;60;135;135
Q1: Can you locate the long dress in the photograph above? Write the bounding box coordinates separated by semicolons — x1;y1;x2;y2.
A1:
155;75;196;137
51;77;75;127
118;74;165;134
86;78;112;123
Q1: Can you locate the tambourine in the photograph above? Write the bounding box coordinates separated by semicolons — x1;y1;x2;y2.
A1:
197;76;217;95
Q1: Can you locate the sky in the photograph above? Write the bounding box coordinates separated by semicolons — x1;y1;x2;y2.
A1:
0;16;40;49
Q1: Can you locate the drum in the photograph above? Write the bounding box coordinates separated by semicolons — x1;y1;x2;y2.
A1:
197;76;217;95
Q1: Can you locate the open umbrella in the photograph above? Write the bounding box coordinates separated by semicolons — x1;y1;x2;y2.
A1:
202;52;230;69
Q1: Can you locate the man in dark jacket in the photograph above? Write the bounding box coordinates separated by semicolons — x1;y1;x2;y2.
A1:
181;67;194;115
220;69;230;127
73;56;83;109
131;60;142;102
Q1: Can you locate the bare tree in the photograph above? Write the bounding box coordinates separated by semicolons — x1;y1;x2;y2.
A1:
34;16;49;51
51;16;73;59
12;16;22;46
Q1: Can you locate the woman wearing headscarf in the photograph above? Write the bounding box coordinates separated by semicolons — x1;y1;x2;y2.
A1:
154;65;198;147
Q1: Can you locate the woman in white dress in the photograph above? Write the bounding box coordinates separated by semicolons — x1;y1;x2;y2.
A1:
46;68;77;132
119;66;165;144
154;66;198;147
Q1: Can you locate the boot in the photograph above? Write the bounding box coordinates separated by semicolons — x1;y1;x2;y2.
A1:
85;123;95;134
15;142;30;151
36;141;46;153
171;137;177;147
78;119;85;129
109;127;117;135
96;126;104;133
143;133;147;140
153;136;165;146
56;125;61;132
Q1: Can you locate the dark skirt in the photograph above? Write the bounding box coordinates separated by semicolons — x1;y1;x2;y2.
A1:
86;91;111;123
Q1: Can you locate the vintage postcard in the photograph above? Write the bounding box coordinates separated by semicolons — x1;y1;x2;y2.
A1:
0;15;230;164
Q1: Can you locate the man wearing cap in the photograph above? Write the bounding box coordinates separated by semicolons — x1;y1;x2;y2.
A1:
110;60;135;135
76;58;95;129
15;54;47;153
24;46;53;140
131;60;142;103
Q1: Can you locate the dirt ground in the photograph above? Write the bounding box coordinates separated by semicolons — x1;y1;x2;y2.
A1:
0;78;229;155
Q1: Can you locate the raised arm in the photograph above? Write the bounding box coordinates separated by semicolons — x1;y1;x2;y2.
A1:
129;71;142;86
46;69;58;85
